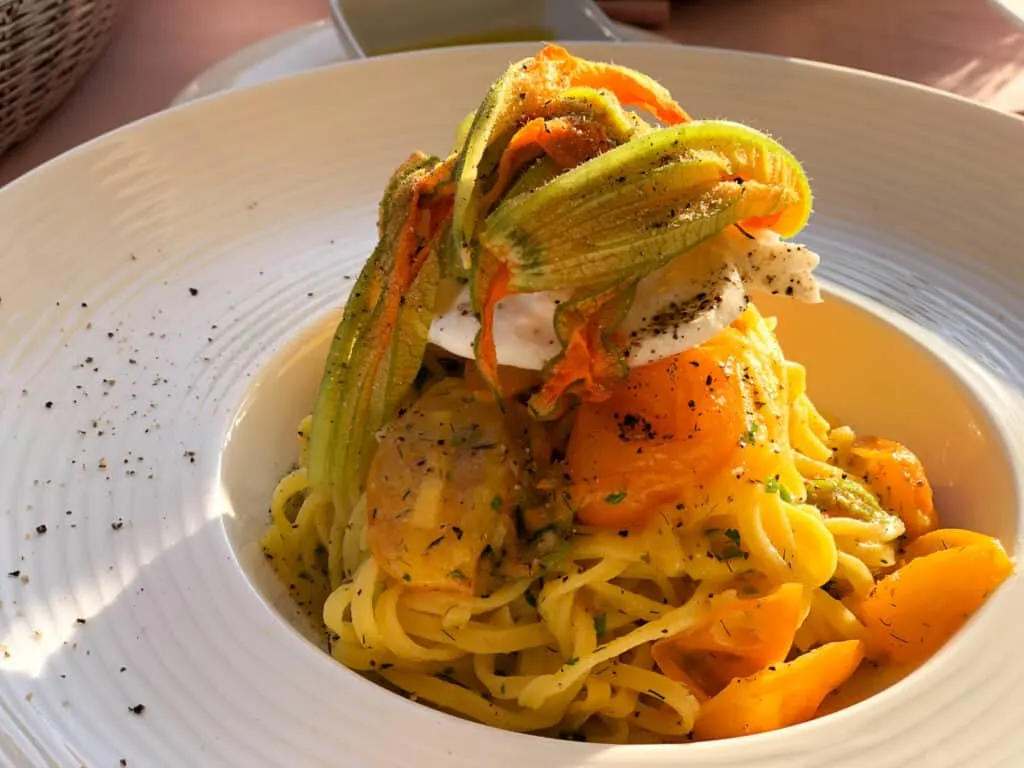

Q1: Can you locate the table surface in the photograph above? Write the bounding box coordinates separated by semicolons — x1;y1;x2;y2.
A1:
1;0;1022;188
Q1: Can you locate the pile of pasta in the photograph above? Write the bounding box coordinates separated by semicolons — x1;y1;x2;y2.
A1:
263;305;1012;743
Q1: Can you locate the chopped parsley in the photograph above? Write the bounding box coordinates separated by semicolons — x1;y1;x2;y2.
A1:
593;613;607;637
765;476;794;503
707;528;747;561
604;490;627;505
742;421;760;445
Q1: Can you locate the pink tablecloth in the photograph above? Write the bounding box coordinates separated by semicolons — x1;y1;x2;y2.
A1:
1;0;1022;187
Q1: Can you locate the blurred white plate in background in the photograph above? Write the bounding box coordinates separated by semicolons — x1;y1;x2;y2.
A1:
171;19;666;106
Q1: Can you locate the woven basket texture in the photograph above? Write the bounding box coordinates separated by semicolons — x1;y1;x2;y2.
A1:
1;0;123;157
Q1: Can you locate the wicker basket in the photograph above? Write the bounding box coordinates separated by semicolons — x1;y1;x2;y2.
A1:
0;0;123;157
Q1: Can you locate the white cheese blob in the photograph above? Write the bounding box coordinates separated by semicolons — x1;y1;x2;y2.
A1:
427;230;821;371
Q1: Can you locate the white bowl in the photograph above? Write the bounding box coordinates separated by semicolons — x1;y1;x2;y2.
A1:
0;41;1022;768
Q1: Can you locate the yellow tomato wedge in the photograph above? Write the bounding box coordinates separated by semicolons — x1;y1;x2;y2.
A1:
693;640;864;740
901;528;1003;563
652;583;806;701
855;541;1012;664
840;436;938;540
566;338;748;528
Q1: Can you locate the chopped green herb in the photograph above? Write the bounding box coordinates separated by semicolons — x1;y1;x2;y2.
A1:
524;591;538;608
565;657;579;666
402;573;412;582
604;490;627;505
743;421;760;445
449;569;467;581
491;495;503;511
593;613;607;637
765;476;794;502
707;528;748;561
